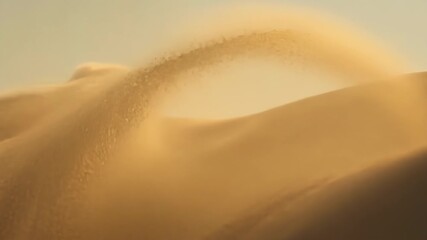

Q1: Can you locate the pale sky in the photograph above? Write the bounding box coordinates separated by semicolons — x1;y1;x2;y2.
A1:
1;0;426;117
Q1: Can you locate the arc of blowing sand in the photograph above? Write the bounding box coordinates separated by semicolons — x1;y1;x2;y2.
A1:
0;17;412;239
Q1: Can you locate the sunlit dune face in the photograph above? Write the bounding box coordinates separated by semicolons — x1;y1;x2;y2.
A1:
0;4;427;240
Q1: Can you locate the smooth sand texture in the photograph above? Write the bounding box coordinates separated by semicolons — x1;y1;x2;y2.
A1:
0;69;426;239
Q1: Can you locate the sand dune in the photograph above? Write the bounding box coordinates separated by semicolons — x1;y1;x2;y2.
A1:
115;75;427;239
1;9;427;239
0;71;426;239
207;147;427;240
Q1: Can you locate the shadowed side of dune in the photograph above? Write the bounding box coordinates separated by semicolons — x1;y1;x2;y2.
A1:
206;148;427;240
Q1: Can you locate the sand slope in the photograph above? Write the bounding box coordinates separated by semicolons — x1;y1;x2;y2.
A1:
207;147;427;240
0;68;426;239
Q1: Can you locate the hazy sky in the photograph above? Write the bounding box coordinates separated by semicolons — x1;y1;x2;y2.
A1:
1;0;426;118
1;0;426;89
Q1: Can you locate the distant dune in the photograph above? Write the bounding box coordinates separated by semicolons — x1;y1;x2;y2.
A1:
1;9;427;239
